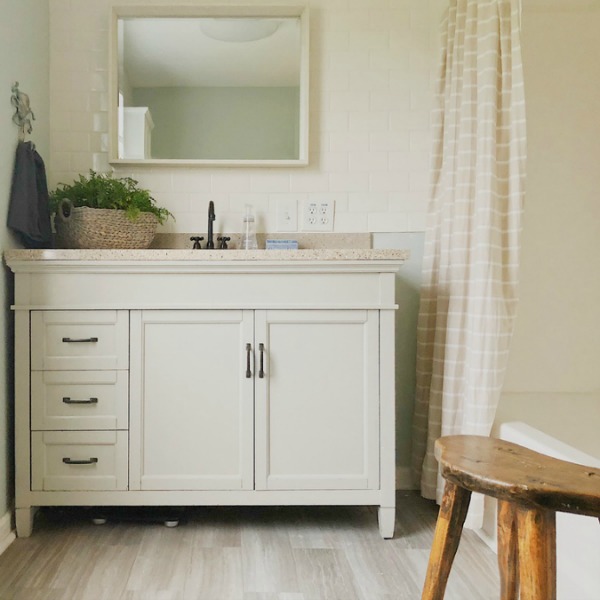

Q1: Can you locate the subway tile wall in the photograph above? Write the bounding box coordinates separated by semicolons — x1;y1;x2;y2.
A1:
49;0;445;234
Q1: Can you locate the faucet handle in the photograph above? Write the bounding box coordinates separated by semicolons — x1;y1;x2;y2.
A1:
190;236;204;250
217;236;231;249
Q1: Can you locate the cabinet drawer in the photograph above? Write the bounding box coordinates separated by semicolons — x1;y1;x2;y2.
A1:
31;371;128;431
31;431;128;491
31;311;129;371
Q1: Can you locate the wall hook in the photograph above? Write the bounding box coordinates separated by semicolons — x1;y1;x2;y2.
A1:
11;81;35;140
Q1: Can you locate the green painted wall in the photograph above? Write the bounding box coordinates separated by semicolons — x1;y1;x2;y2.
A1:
132;86;300;160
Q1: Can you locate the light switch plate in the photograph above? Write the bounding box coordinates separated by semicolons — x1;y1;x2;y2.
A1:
301;200;335;231
276;198;298;232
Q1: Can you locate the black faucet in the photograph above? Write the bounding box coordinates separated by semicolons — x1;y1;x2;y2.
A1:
206;201;215;249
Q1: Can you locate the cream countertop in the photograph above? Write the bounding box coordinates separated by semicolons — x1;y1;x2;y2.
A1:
4;248;409;262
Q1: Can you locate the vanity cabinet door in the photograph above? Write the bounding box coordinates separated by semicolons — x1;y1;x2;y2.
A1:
254;310;380;491
130;310;254;491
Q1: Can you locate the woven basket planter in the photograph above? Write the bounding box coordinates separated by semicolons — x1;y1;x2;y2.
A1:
54;201;159;249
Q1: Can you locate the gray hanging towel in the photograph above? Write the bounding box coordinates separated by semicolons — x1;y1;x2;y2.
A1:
7;141;52;248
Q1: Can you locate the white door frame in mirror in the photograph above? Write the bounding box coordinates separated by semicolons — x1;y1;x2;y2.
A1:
109;5;309;167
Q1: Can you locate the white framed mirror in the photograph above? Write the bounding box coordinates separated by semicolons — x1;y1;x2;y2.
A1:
109;5;309;167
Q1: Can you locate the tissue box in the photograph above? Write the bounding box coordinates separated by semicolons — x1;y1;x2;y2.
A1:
265;239;299;250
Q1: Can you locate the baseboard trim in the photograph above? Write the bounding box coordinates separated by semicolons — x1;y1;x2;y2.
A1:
0;510;16;556
396;466;417;490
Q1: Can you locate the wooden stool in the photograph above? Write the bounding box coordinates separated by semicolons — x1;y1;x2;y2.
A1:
421;435;600;600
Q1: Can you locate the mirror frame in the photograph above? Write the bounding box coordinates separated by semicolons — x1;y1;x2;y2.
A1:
109;5;309;167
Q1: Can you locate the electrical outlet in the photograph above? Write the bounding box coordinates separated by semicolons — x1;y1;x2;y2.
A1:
276;198;298;232
301;200;335;231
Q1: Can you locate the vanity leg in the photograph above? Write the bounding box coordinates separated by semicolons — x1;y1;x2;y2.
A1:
16;507;35;538
378;506;396;539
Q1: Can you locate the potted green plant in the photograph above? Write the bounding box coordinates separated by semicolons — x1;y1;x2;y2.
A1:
49;170;173;249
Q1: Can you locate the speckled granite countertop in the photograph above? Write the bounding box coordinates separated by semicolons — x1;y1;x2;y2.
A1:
4;248;409;262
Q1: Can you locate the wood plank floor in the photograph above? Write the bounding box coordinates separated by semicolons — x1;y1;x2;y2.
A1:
0;493;500;599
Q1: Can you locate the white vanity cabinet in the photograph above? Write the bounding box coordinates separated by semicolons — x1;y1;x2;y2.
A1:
121;107;154;159
5;250;405;539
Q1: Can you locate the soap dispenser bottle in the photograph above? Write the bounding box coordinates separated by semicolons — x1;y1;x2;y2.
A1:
241;204;258;250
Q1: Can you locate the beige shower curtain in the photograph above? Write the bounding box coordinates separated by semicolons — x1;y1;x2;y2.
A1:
412;0;526;525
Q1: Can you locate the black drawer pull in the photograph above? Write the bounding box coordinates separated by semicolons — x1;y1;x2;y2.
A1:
62;397;98;405
62;457;98;465
62;337;99;343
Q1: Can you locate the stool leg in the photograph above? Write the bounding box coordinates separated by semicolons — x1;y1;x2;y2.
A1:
497;500;519;600
421;481;471;600
516;506;556;600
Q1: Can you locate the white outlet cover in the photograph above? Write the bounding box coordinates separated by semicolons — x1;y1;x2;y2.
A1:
276;198;298;232
301;200;335;231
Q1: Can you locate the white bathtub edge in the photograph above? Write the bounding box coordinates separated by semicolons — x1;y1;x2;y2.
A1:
499;421;600;467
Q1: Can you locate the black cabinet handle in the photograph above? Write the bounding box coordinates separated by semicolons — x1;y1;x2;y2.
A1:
62;337;98;343
259;343;265;379
62;457;98;465
62;397;98;405
246;343;252;378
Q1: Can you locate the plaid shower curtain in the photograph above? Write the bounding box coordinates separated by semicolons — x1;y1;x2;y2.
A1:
412;0;527;527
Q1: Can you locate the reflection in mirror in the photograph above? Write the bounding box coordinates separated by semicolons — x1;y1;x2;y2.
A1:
110;7;309;166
